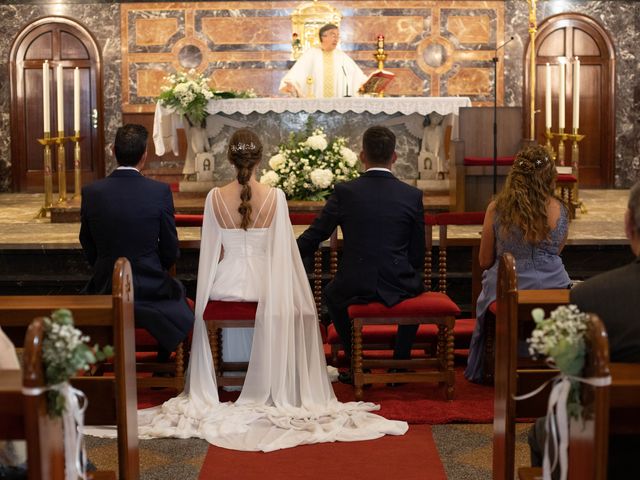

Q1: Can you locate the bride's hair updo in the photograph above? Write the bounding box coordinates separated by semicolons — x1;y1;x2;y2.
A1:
227;129;263;230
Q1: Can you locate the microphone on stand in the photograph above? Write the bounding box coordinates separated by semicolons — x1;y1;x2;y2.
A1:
492;36;515;195
342;65;351;97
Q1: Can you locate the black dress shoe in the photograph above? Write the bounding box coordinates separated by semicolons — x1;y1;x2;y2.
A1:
338;371;353;385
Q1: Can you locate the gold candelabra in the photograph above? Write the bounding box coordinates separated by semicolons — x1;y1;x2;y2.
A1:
546;127;587;214
36;133;54;218
373;38;387;98
55;130;68;204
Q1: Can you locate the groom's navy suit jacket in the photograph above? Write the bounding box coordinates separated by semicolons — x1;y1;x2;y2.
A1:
79;169;193;351
297;170;425;309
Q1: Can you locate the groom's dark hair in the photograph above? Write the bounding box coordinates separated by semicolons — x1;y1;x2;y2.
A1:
362;126;395;166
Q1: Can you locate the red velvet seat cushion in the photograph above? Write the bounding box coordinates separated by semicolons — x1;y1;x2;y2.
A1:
347;292;461;318
135;328;159;348
556;174;577;183
203;301;258;321
424;214;438;226
488;301;497;315
436;212;485;226
289;213;317;225
174;214;204;227
327;323;438;345
463;156;515;166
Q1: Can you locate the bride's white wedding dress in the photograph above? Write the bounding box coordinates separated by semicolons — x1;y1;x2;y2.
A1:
137;187;408;451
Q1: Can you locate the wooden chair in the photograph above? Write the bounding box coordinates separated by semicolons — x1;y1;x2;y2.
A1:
348;215;460;401
556;173;578;220
0;258;139;480
435;211;485;352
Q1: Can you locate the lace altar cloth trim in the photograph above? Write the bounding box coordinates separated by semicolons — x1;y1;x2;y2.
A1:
203;97;472;116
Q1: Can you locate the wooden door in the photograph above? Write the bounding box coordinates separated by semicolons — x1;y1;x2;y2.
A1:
10;17;104;192
524;14;615;187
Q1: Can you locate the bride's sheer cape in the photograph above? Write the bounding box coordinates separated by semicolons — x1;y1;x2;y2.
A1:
137;188;408;452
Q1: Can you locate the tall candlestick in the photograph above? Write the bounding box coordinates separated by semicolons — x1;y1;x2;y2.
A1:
377;34;384;50
56;64;64;134
74;67;80;133
545;63;551;129
558;59;565;130
572;57;580;130
42;61;50;134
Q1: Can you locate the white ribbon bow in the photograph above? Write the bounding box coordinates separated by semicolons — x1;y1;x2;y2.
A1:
23;382;88;480
515;372;611;480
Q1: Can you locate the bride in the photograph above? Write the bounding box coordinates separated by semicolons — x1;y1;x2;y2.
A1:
139;129;408;451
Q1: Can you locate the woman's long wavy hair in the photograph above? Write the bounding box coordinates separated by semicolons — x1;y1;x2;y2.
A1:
494;144;560;244
227;129;263;230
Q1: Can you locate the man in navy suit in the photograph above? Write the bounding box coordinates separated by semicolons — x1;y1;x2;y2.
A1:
80;124;193;359
297;125;425;378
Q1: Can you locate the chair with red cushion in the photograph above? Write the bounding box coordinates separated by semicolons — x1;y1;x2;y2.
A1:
556;173;578;219
202;213;329;387
327;214;438;365
347;214;460;400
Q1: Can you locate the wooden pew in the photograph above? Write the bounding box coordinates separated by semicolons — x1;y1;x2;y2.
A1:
493;252;570;480
0;318;65;480
0;258;139;480
493;252;640;480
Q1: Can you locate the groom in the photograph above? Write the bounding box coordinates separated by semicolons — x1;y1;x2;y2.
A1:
297;125;425;380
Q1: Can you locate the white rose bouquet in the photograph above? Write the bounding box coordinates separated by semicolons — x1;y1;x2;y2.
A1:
260;121;360;200
159;69;256;127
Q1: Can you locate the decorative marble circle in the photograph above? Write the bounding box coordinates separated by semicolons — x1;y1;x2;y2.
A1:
422;43;447;68
178;45;203;69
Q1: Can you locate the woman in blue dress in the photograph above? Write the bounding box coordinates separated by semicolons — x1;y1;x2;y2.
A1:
465;145;571;383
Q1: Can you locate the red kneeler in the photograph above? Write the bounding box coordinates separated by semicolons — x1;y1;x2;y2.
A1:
347;292;460;401
203;300;258;387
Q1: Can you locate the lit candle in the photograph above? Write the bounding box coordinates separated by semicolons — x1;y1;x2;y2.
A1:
56;64;64;134
572;57;580;130
42;61;50;134
545;63;551;129
558;59;565;130
74;67;80;133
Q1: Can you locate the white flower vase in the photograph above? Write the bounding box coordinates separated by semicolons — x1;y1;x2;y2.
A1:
182;117;210;177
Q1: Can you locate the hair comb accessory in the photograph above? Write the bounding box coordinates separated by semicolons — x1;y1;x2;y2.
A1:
230;142;257;153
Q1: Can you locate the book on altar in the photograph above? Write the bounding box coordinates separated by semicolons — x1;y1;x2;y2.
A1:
556;166;572;175
359;70;395;95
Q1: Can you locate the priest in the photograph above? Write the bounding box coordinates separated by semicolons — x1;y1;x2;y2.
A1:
279;24;368;98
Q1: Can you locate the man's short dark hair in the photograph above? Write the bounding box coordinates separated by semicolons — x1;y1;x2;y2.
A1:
114;124;148;167
362;126;396;165
319;24;338;41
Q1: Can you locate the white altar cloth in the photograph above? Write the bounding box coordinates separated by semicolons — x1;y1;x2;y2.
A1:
153;96;472;175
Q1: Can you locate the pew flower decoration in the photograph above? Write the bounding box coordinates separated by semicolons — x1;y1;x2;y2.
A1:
528;304;589;418
159;69;256;127
43;309;113;417
259;120;360;201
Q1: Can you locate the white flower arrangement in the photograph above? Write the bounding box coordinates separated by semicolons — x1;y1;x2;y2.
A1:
260;121;360;200
528;304;589;418
43;309;112;417
159;69;257;127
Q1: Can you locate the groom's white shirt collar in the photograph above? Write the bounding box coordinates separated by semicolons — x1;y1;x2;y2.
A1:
365;167;391;173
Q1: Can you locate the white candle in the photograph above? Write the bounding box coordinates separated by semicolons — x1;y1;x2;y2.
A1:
545;63;551;129
558;59;565;130
42;61;50;134
74;67;80;133
572;57;580;130
56;64;64;134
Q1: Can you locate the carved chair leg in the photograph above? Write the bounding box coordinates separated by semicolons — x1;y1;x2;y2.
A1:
331;344;339;365
175;341;185;391
209;324;222;385
352;318;364;401
445;319;455;400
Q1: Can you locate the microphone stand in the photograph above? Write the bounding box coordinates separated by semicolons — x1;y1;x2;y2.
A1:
492;36;514;195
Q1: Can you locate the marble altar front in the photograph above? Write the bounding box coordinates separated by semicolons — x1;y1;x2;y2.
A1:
153;96;471;191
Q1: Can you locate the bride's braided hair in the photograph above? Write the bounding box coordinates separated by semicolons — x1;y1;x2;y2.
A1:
494;144;561;244
227;129;263;230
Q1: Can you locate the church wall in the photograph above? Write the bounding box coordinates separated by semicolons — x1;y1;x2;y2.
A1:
0;1;637;191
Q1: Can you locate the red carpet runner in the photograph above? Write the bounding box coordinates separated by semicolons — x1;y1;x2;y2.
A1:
197;424;446;480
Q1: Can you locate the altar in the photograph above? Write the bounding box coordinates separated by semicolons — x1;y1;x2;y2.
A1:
153;96;471;192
